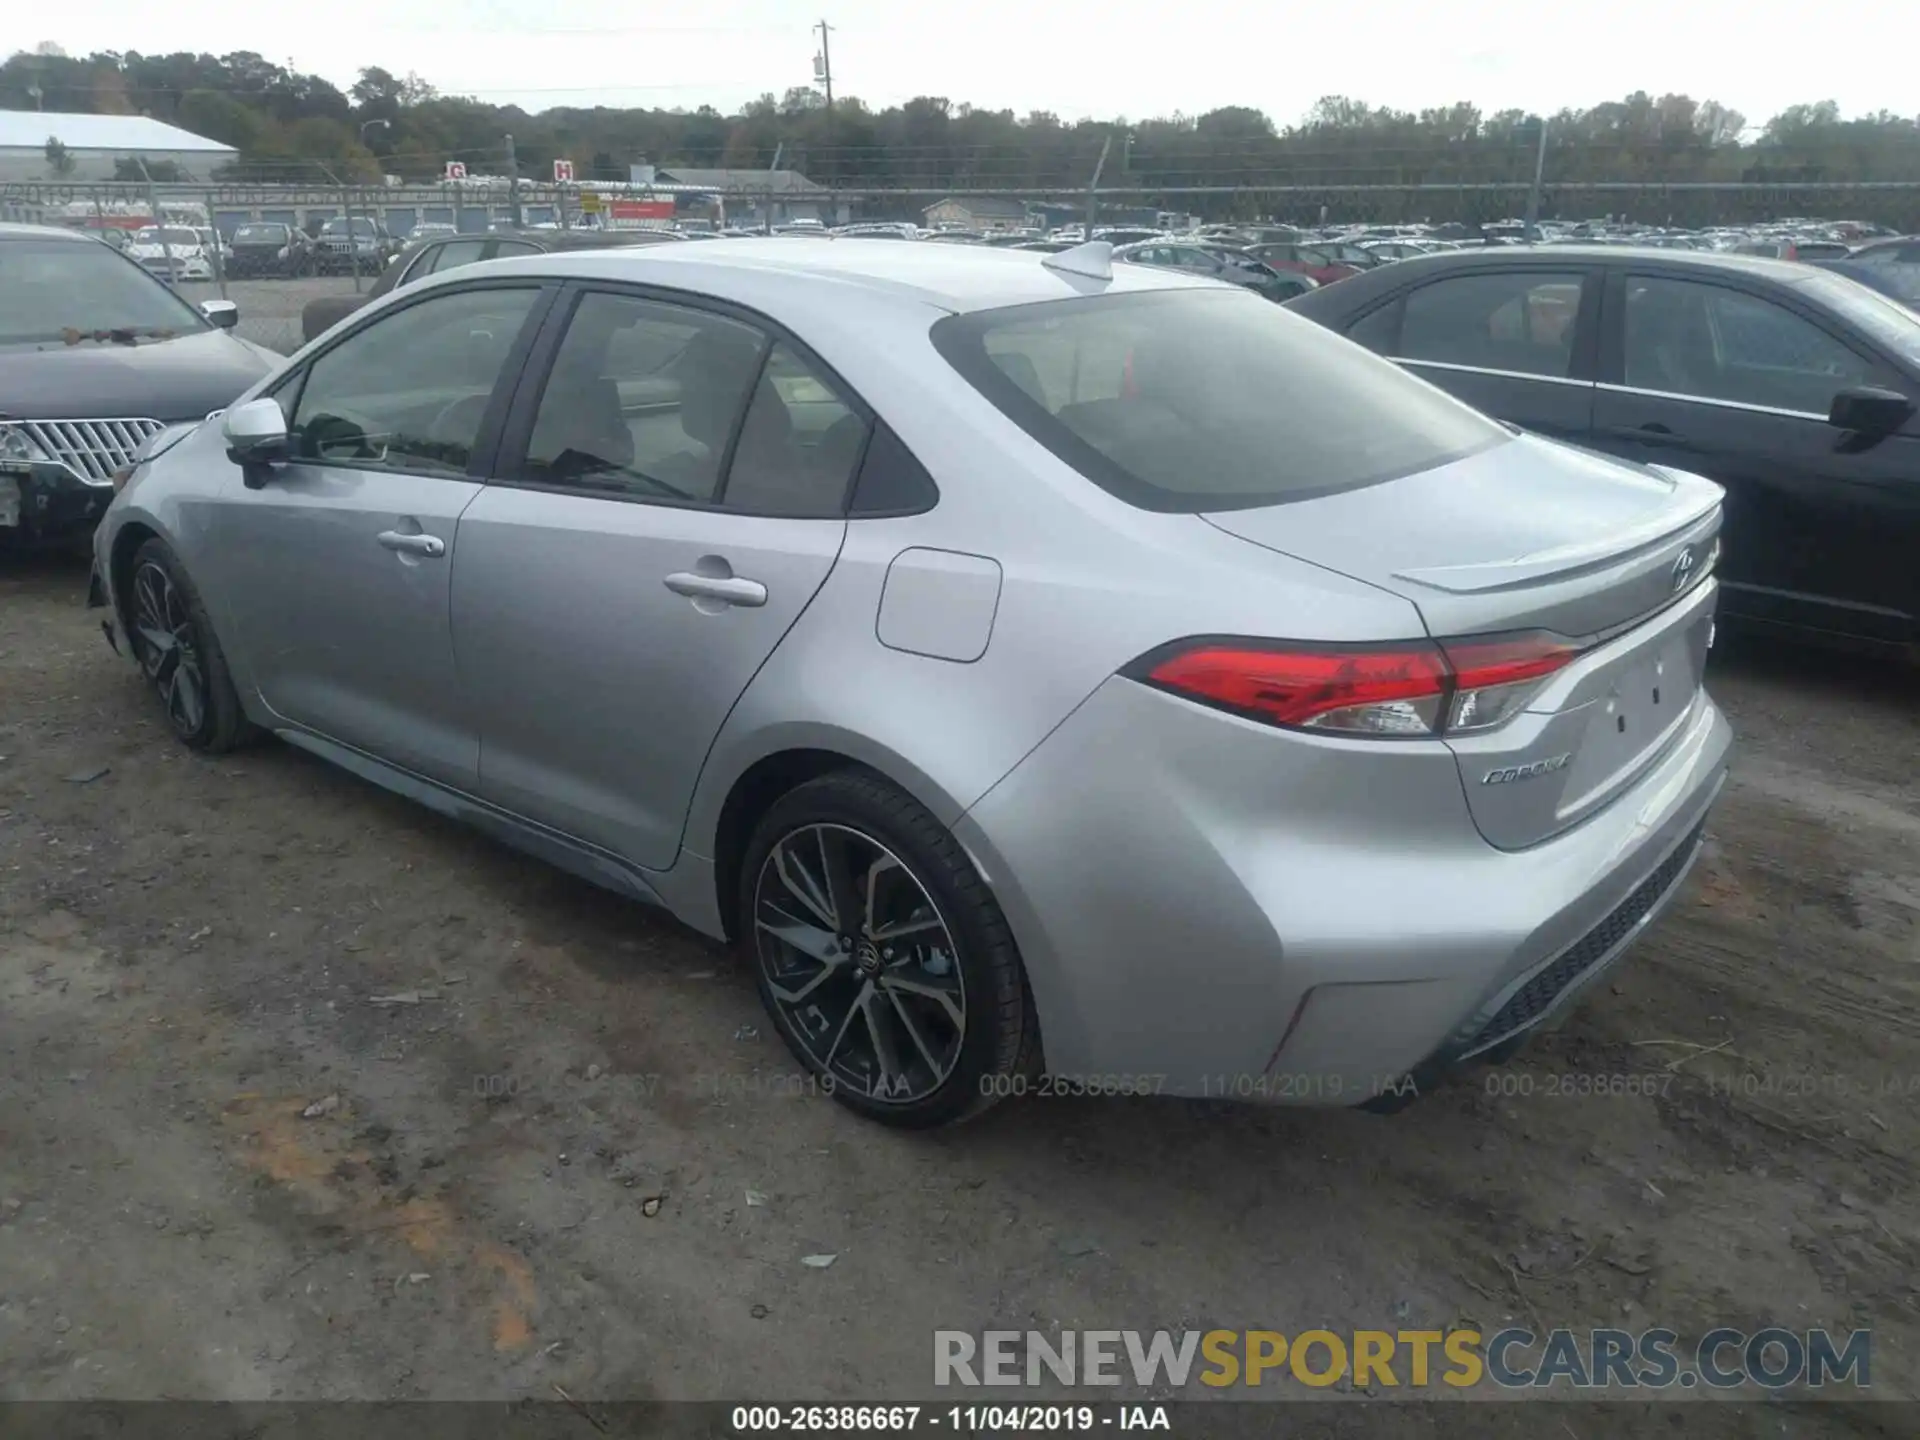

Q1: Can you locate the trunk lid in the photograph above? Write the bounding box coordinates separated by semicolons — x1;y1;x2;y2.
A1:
1203;432;1723;849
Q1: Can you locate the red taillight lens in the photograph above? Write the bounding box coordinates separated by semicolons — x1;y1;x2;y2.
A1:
1141;642;1451;736
1134;632;1579;739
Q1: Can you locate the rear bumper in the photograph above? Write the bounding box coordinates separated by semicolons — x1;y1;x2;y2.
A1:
957;674;1732;1103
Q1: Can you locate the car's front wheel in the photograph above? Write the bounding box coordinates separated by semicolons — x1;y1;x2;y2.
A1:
738;771;1038;1128
126;538;253;753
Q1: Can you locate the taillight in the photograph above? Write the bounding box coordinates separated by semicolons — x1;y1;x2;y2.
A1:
1439;633;1581;734
1130;632;1579;739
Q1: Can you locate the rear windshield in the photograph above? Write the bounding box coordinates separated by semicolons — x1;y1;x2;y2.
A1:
234;224;288;242
931;288;1507;511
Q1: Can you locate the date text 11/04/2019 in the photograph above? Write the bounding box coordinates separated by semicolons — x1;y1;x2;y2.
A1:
974;1074;1418;1101
730;1406;1167;1432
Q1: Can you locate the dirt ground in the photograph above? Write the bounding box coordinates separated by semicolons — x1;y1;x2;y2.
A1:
2;550;1917;1427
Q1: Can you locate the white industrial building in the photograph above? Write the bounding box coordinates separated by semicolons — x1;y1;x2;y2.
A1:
0;110;237;182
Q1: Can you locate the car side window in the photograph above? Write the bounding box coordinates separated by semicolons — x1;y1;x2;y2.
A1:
427;239;489;277
491;240;541;260
849;422;938;515
288;286;541;475
1400;271;1584;378
1346;299;1403;354
519;291;766;504
1623;277;1873;415
722;342;871;516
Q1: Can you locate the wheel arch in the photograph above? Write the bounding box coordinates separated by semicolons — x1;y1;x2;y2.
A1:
108;518;163;638
690;726;974;943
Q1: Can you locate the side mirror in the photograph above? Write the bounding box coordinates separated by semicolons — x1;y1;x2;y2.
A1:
223;397;290;480
1827;385;1914;435
201;299;239;329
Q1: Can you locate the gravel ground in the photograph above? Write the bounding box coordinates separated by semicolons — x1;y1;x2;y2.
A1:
1;551;1916;1426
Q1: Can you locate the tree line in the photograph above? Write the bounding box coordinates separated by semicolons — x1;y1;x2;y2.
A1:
4;48;1918;225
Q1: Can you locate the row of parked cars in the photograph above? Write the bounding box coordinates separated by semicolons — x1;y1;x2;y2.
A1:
93;217;417;279
4;210;1916;1128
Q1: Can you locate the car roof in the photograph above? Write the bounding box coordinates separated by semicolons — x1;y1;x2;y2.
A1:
477;235;1217;313
1366;243;1816;282
0;222;92;243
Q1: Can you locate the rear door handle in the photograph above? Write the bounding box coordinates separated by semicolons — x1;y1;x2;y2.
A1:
377;530;446;558
664;572;768;607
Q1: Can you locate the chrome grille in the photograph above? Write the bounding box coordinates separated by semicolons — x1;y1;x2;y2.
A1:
14;418;165;484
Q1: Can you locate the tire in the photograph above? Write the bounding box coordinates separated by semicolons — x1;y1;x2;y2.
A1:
737;770;1038;1128
125;538;255;753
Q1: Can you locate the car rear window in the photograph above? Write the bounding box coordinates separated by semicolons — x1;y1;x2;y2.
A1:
930;288;1507;512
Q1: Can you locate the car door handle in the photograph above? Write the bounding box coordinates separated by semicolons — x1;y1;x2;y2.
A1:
664;572;768;607
377;530;446;558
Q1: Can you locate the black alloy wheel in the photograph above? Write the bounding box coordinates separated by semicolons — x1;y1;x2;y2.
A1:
739;771;1037;1127
125;538;253;753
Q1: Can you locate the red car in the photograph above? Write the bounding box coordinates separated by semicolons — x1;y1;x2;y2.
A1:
1244;240;1381;286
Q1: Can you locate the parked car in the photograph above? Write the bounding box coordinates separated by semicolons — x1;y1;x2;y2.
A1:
404;222;460;243
1091;227;1166;245
228;221;311;277
0;223;276;549
1288;246;1920;653
94;238;1730;1126
125;225;215;282
1807;258;1920;312
1113;241;1316;300
1245;241;1371;286
314;216;401;276
1849;235;1920;266
299;226;687;343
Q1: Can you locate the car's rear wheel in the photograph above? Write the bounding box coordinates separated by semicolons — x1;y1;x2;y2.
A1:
127;538;253;753
737;771;1037;1128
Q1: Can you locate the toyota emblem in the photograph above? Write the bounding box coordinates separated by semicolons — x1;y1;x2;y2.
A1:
1670;546;1698;594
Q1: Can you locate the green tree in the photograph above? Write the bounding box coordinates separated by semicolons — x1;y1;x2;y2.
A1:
43;135;74;176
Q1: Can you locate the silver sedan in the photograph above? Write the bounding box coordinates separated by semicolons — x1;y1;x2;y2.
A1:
90;238;1732;1127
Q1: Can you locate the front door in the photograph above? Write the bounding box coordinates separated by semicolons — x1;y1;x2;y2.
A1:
455;287;872;869
216;282;548;788
1591;271;1920;643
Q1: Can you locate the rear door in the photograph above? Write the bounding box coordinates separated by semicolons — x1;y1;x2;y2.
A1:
453;285;869;869
1352;265;1602;444
1591;268;1919;642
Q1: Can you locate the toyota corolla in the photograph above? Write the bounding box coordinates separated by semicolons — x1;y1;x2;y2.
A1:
90;238;1732;1127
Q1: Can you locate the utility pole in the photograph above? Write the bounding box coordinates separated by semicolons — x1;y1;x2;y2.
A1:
814;20;835;220
135;158;177;289
814;21;833;111
766;141;784;234
1524;116;1549;241
1085;134;1112;240
504;133;523;230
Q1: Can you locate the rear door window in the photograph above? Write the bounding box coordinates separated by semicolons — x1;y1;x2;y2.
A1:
1400;271;1585;377
721;343;871;516
517;290;767;504
932;288;1506;513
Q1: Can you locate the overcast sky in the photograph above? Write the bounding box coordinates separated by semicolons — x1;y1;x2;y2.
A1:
31;0;1918;125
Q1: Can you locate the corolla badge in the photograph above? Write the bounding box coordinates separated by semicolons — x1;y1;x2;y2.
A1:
1483;754;1571;786
1670;545;1698;594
